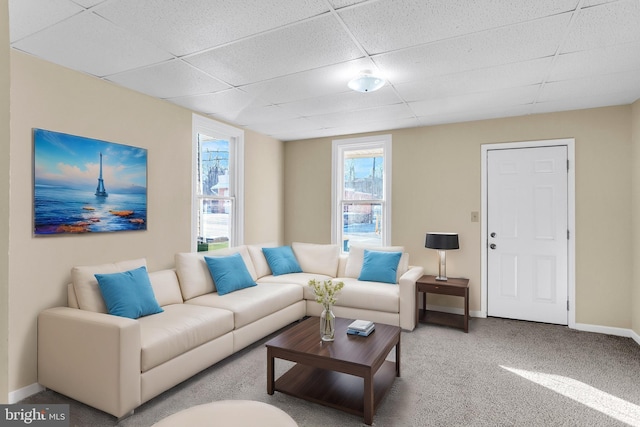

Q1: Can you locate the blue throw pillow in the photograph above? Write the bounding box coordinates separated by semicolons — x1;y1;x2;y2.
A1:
95;266;164;319
358;250;403;284
262;246;303;276
204;253;257;296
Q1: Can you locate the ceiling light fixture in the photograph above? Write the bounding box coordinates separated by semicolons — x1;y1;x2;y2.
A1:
348;69;386;93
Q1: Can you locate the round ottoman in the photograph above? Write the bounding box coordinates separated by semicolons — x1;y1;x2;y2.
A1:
152;400;298;427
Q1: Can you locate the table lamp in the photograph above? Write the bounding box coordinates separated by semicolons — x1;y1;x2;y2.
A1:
425;232;459;281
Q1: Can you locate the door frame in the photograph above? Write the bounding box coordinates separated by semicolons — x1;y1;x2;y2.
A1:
480;139;576;327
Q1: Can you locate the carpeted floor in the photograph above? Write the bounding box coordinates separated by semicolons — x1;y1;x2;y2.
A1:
21;317;640;426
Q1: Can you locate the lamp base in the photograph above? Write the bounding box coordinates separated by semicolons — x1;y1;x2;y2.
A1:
435;276;448;281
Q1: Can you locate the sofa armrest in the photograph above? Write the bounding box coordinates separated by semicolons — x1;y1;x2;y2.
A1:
398;265;424;331
38;307;141;418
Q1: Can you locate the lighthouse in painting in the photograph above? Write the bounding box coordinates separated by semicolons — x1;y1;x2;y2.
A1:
95;152;108;197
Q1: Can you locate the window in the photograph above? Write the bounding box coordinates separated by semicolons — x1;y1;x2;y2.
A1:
192;115;244;252
332;135;392;252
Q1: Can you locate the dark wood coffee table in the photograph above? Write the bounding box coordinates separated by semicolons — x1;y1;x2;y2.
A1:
266;316;400;425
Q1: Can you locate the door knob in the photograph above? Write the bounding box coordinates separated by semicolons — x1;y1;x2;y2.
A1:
490;232;496;238
490;243;497;250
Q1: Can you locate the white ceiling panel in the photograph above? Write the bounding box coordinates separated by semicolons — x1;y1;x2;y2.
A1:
278;86;402;117
214;105;301;127
240;58;373;105
94;0;330;57
533;90;640;115
561;0;640;53
245;117;323;136
539;69;640;103
311;103;415;128
9;0;83;42
394;58;552;103
373;13;571;84
71;0;107;7
550;41;640;82
12;12;173;77
409;85;540;117
184;16;363;86
169;89;267;116
419;104;534;127
106;60;230;99
9;0;640;141
339;0;579;54
328;0;370;9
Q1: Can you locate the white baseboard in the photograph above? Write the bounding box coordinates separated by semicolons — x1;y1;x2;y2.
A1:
573;322;635;338
427;304;639;347
8;383;44;404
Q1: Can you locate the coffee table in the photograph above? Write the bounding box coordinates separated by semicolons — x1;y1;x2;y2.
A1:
266;317;400;425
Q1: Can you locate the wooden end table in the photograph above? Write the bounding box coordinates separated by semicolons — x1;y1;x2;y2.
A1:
415;274;470;332
265;317;400;425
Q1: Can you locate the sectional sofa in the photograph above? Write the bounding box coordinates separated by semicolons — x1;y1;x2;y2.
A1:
37;242;424;418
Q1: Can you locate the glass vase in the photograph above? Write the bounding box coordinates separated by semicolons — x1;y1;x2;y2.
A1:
320;306;336;342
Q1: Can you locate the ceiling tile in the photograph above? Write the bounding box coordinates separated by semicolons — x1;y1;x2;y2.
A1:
328;0;370;9
95;0;330;56
533;90;640;114
245;117;323;136
71;0;107;7
550;41;640;81
278;86;402;117
419;104;533;126
409;85;539;117
240;58;372;104
538;69;640;103
185;16;363;86
214;105;301;126
561;0;640;53
168;89;267;115
311;103;414;128
373;13;570;84
106;60;230;99
339;0;579;54
394;57;552;102
9;0;83;42
12;12;173;77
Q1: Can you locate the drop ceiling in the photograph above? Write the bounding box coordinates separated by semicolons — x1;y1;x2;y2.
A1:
8;0;640;141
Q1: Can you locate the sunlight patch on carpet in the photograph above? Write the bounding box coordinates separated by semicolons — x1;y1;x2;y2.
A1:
501;366;640;427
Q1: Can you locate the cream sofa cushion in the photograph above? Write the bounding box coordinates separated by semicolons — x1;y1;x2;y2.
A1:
175;247;257;300
71;258;147;313
185;283;302;329
344;245;409;283
138;304;234;372
148;270;183;307
332;277;399;313
247;243;277;279
291;242;339;277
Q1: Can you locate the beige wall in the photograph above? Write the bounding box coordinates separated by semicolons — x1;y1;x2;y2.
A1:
244;129;284;245
8;51;284;393
284;106;633;328
0;0;10;403
632;99;640;337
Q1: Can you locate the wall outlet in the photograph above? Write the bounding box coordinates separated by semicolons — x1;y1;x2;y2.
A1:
471;211;479;222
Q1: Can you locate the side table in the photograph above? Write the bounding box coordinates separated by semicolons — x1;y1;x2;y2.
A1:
415;275;469;332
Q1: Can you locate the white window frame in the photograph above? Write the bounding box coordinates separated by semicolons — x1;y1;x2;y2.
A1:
192;114;244;251
331;134;392;251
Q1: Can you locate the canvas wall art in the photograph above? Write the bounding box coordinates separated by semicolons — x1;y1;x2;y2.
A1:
33;128;147;235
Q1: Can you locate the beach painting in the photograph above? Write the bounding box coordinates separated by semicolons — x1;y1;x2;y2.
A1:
33;128;147;235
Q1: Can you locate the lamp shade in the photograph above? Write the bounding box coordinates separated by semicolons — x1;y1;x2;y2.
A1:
348;70;386;93
425;233;459;250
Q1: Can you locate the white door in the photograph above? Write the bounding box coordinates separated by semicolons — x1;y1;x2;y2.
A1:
487;146;568;325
